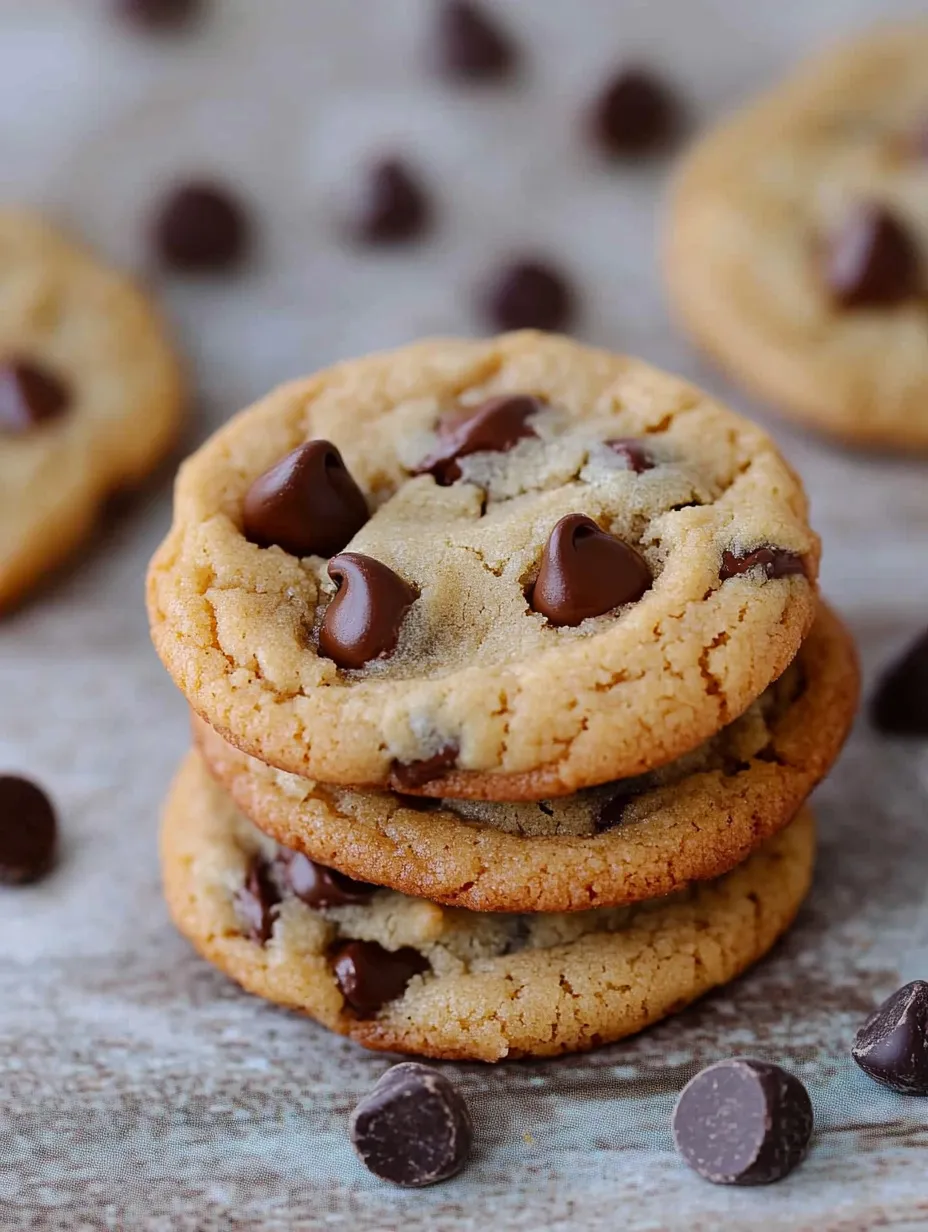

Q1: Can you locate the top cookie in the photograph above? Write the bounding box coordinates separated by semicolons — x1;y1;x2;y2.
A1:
148;332;818;798
666;24;928;449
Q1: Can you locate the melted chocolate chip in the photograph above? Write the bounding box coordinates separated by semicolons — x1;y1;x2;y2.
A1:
235;857;279;944
0;360;70;434
416;394;542;484
0;776;57;884
871;628;928;735
395;793;443;812
605;437;655;473
348;159;432;245
719;548;806;582
434;1;517;82
823;203;921;308
480;258;575;333
320;553;418;670
595;778;650;830
115;0;203;30
530;514;652;627
350;1062;473;1187
332;940;429;1015
589;68;680;157
153;182;250;272
391;746;459;791
673;1059;813;1185
853;981;928;1095
243;441;369;558
276;851;376;908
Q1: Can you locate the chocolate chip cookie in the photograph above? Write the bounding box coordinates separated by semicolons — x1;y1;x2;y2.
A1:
666;25;928;449
147;332;818;798
0;211;184;611
161;749;816;1062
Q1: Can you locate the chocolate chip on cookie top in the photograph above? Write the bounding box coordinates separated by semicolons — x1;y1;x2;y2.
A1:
720;547;807;582
320;553;418;669
604;437;656;473
243;441;369;558
416;394;543;483
332;940;429;1015
823;202;921;308
530;514;652;626
0;360;70;434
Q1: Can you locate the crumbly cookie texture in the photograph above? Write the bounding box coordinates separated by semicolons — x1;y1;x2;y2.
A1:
666;24;928;448
0;211;184;610
161;750;815;1062
148;332;818;798
194;603;856;913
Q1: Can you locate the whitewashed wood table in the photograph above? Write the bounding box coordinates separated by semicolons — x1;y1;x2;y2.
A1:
3;2;928;1228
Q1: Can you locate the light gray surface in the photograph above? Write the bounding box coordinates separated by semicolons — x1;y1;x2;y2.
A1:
2;2;928;1228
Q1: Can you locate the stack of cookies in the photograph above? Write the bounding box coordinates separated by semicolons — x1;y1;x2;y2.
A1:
148;332;859;1063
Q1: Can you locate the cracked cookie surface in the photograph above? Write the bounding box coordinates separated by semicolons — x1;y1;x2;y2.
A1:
194;603;855;913
162;749;815;1062
148;332;818;797
0;211;184;610
666;24;928;449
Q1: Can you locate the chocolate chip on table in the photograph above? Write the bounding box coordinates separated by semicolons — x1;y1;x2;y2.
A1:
276;850;377;908
673;1059;813;1185
348;158;432;245
823;203;921;308
605;437;655;473
350;1062;473;1187
853;981;928;1095
530;513;652;627
153;182;250;272
332;940;429;1015
719;547;806;582
433;0;517;82
243;441;369;558
870;629;928;736
235;857;279;944
480;259;575;333
589;68;680;158
416;394;542;484
0;776;57;885
115;0;204;31
0;360;70;435
391;746;459;792
320;553;418;670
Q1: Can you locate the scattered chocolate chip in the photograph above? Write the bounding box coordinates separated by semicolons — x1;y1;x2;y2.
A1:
115;0;203;31
871;629;928;736
595;778;650;830
0;360;70;435
395;793;443;812
276;850;377;909
434;0;517;82
480;258;575;333
673;1059;813;1185
332;940;429;1015
320;553;418;670
348;158;432;245
350;1062;473;1187
243;441;369;558
416;394;542;484
823;203;921;308
605;437;655;473
0;776;57;885
589;68;680;158
530;513;651;627
153;181;250;272
719;547;806;582
853;981;928;1095
235;857;279;944
391;745;459;791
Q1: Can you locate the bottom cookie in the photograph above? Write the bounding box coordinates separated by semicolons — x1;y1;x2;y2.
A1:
161;751;815;1062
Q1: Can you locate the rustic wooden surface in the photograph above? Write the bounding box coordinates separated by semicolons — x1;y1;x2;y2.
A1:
3;2;928;1228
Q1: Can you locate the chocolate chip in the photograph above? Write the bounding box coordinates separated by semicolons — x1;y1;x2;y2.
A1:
433;1;517;82
853;981;928;1095
719;547;806;582
153;182;250;272
395;793;443;812
480;258;575;333
115;0;203;31
320;553;418;670
276;851;376;909
348;159;432;245
243;441;369;558
350;1062;473;1187
595;778;650;830
391;745;459;791
529;513;651;627
871;629;928;736
0;360;70;435
673;1059;813;1185
605;437;655;473
0;776;57;885
589;68;680;158
234;857;279;944
332;940;429;1015
823;203;921;308
416;394;542;484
